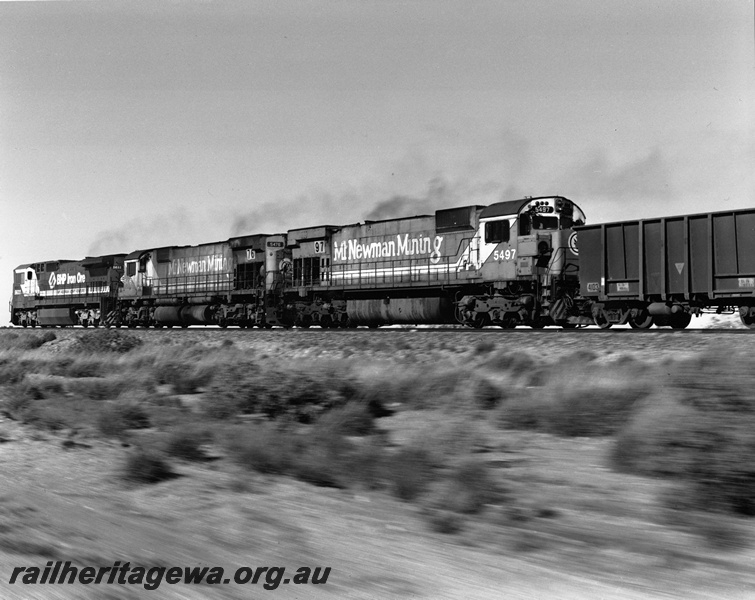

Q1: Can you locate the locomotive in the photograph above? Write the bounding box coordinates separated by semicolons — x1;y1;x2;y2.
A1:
10;196;755;329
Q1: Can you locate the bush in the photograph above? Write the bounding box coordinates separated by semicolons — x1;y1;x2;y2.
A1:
155;362;215;394
67;377;124;401
316;402;376;436
498;369;650;437
0;359;28;384
428;460;504;514
226;424;296;474
16;400;72;431
164;427;212;461
122;449;174;484
0;331;56;351
385;446;438;501
613;392;755;516
97;402;150;438
471;377;503;410
201;387;245;420
75;330;142;354
425;510;464;534
52;357;106;378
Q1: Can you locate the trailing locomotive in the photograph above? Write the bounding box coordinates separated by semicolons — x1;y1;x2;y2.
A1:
11;255;125;328
9;197;755;329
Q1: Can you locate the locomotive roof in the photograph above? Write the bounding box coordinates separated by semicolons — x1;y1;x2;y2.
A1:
81;254;126;267
479;196;570;219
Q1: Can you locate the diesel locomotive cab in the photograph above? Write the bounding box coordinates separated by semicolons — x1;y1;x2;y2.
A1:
459;196;587;328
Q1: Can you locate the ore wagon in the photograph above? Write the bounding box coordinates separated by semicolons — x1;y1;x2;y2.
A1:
576;208;755;328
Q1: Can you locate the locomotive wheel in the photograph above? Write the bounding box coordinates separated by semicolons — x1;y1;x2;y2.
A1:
500;314;517;329
81;320;89;328
560;323;578;329
629;310;653;329
529;321;545;329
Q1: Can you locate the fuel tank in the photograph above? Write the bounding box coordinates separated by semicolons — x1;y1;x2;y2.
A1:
346;297;453;325
153;305;215;326
37;308;77;326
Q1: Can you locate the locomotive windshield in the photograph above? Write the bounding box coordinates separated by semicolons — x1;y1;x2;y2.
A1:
518;200;586;235
560;205;586;229
519;214;559;235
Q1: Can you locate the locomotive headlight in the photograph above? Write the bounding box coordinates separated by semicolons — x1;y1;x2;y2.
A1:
537;240;551;255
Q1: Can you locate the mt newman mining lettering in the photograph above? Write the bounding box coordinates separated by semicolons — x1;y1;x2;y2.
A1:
168;254;228;277
334;234;444;264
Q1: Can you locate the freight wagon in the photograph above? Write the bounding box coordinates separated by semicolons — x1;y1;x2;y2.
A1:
576;208;755;328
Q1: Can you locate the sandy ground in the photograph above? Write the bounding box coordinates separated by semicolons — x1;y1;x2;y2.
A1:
1;323;754;599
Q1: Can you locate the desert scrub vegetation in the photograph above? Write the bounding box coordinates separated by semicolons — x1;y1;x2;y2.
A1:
223;406;505;530
496;356;650;437
122;448;175;484
0;330;57;351
613;389;755;517
607;353;755;523
163;425;213;461
72;329;142;354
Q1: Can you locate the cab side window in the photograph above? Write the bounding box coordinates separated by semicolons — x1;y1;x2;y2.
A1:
519;216;531;236
484;220;510;244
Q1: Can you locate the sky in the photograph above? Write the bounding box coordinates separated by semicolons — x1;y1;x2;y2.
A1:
1;0;753;307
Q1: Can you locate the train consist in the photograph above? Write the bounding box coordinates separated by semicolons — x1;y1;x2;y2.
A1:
10;197;755;330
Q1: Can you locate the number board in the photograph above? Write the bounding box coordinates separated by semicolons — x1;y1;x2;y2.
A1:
314;241;326;254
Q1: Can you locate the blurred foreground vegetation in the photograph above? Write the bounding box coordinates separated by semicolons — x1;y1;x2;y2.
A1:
1;328;754;550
